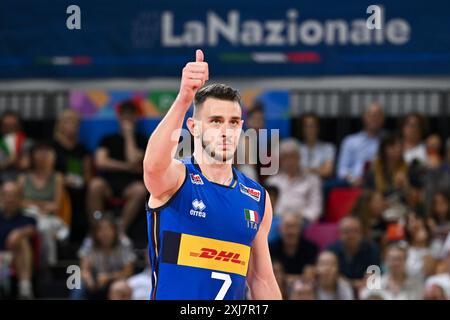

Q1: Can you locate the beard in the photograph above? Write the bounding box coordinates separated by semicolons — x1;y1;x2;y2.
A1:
201;135;235;163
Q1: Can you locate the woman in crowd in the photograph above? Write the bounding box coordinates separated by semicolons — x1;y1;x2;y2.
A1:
314;251;354;300
352;190;389;248
400;113;428;166
427;190;450;258
380;243;424;300
78;213;135;300
298;113;336;179
365;134;409;196
18;141;66;266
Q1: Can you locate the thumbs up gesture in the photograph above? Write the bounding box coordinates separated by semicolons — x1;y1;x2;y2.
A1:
178;49;209;106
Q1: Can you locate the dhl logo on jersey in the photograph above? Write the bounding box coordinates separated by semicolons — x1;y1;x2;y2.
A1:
189;248;246;265
162;231;251;276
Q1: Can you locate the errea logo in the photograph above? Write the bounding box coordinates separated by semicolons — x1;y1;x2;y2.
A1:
190;199;206;218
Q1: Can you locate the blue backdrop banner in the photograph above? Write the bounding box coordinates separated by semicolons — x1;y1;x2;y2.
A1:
1;0;449;78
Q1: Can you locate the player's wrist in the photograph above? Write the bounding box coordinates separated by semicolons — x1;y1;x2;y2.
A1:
174;93;193;112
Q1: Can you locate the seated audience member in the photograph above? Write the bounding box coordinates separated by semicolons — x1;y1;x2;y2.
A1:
272;259;287;299
287;278;316;300
266;138;322;223
352;190;389;248
328;216;380;290
400;113;428;166
18;141;67;266
337;103;385;186
423;283;447;300
314;251;354;300
365;134;410;196
269;213;318;275
425;134;443;169
87;100;147;234
424;137;450;211
298;113;336;179
77;214;136;300
0;111;32;182
425;250;450;299
125;251;152;300
380;243;424;300
0;181;36;299
404;213;436;277
236;104;274;184
53;109;92;243
427;190;450;257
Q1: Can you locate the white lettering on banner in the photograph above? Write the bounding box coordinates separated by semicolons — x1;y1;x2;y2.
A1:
161;9;411;47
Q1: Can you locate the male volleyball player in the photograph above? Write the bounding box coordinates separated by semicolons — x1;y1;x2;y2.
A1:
143;49;282;300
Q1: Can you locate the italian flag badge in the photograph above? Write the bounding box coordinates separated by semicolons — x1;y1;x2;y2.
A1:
244;209;259;223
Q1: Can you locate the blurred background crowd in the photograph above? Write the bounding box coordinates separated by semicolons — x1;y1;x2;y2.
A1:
1;99;450;300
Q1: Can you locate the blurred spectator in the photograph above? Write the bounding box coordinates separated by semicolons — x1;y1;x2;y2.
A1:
365;134;409;196
77;214;136;300
351;190;389;248
298;113;336;179
18;141;67;266
53;109;92;243
0;111;32;182
314;251;354;300
328;216;380;289
425;250;450;299
108;279;132;300
380;243;423;300
237;103;275;183
287;278;316;300
427;190;450;257
404;213;436;277
0;181;36;299
266;138;322;222
423;283;447;300
337;103;385;186
400;113;428;166
269;213;318;275
424;137;450;212
272;259;287;299
425;134;443;169
87;101;147;234
118;251;153;300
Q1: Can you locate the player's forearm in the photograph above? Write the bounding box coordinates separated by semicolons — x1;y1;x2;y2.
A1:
249;278;282;300
144;96;190;172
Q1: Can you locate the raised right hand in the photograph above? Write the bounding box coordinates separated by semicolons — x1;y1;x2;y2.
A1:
177;49;209;106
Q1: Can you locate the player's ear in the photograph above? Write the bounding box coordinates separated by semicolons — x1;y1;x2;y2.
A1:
187;117;200;137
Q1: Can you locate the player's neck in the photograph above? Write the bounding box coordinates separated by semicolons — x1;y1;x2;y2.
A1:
193;151;233;185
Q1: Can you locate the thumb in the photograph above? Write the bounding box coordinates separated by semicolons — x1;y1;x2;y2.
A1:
196;49;204;62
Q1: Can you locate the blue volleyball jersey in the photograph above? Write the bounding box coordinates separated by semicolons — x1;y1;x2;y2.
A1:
146;157;266;300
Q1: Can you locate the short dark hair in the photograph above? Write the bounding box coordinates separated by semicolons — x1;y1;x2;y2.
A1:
399;112;429;140
117;100;138;115
0;110;22;129
193;83;241;116
300;112;320;126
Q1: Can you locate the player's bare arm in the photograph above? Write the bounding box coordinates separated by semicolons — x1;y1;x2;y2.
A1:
247;190;283;300
143;49;209;204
